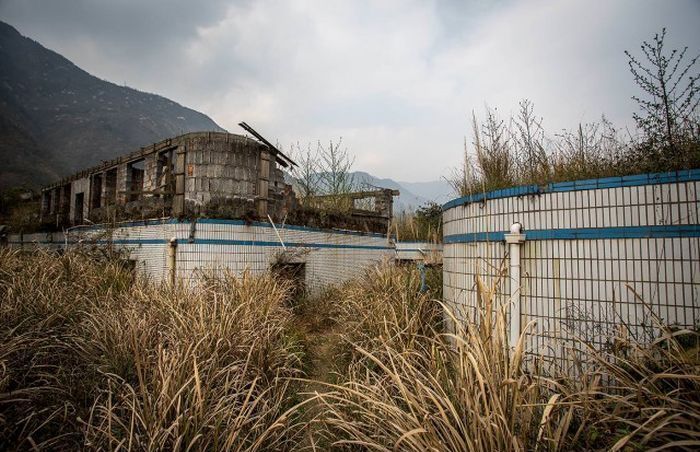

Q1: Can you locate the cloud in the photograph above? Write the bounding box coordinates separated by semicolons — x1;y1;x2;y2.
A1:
1;0;699;181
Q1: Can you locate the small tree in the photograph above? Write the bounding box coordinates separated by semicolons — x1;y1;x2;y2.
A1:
288;137;357;210
625;28;699;164
289;141;320;204
449;108;515;196
552;117;623;181
474;108;514;191
448;136;480;196
317;137;356;197
511;99;550;184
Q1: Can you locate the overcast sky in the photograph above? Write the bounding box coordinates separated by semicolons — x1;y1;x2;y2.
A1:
1;0;698;182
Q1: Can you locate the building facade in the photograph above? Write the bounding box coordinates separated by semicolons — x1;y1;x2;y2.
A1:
40;132;292;227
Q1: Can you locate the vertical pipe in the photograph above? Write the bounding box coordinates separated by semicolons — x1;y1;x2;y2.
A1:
505;223;525;348
418;262;427;293
168;237;178;286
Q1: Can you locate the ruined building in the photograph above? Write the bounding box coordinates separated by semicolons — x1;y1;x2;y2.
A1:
39;130;397;232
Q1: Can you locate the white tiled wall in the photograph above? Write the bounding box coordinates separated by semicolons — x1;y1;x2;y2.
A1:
8;221;392;294
443;180;700;363
7;232;66;251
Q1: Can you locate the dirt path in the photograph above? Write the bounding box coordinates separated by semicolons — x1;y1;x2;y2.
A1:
291;307;343;450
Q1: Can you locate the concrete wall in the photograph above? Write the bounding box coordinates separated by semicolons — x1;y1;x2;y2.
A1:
70;177;90;223
6;231;66;251
8;220;393;294
443;170;700;364
395;241;443;263
184;135;262;205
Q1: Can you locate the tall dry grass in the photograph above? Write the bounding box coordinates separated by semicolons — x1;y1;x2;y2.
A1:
2;250;698;450
450;101;700;197
0;248;304;450
391;203;442;243
308;262;700;451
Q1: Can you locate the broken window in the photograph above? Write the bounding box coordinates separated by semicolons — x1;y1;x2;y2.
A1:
51;188;60;214
155;150;175;198
90;173;103;210
353;196;376;211
74;192;84;224
42;191;52;216
128;159;145;202
104;168;117;206
61;184;71;222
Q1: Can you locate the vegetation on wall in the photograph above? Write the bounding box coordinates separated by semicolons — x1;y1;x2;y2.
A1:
450;29;700;196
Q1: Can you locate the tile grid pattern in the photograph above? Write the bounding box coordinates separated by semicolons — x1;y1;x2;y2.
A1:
443;177;700;364
9;221;393;294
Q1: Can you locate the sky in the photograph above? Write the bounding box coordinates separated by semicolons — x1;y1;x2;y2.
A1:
1;0;698;182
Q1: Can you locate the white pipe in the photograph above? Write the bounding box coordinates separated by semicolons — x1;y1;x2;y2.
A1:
168;237;178;286
505;222;525;348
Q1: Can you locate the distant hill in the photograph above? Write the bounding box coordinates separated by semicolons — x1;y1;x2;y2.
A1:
0;21;225;189
396;179;455;205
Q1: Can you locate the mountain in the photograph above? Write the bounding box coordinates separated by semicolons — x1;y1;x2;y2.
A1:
0;21;225;189
396;179;454;205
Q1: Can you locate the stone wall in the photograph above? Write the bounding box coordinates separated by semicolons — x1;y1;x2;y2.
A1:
39;132;293;227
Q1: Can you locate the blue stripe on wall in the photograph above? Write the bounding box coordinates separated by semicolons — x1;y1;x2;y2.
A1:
444;224;700;243
442;168;700;210
9;238;392;250
109;238;392;250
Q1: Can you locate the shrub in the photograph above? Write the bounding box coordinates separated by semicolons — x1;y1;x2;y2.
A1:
392;202;443;243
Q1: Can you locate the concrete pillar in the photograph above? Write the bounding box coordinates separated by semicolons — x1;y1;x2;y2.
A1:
172;146;186;217
116;164;128;205
100;171;108;207
143;154;157;195
257;149;270;217
374;190;394;218
40;190;51;223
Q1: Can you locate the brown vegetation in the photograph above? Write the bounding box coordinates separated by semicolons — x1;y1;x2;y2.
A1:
391;202;443;242
306;262;700;450
1;251;698;450
451;29;700;197
0;248;304;450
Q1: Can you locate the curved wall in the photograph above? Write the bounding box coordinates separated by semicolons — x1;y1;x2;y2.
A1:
7;220;393;294
443;170;700;362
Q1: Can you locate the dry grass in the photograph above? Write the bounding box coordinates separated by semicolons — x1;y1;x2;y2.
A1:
450;102;700;197
305;262;700;451
1;251;698;451
0;248;305;450
391;202;443;243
